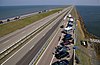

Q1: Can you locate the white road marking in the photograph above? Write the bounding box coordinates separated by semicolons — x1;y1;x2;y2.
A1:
35;26;60;65
49;55;55;65
1;12;59;65
2;40;9;44
49;6;74;65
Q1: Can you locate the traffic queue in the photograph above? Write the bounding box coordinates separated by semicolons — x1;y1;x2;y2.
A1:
52;14;75;65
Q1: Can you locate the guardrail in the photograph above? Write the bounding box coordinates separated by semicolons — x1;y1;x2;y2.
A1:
0;9;69;64
29;7;73;65
29;11;66;65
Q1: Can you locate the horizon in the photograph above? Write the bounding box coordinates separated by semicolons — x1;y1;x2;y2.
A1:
0;0;100;6
0;5;100;7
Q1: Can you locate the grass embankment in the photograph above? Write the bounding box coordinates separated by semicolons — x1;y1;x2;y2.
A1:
76;19;91;65
0;8;63;37
71;9;91;65
72;7;100;65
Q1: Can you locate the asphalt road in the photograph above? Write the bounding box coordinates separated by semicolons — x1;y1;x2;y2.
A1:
1;6;72;65
0;7;69;53
16;15;62;65
36;22;63;65
36;6;74;65
16;8;69;65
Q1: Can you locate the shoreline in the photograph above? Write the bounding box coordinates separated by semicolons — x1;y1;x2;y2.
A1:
0;9;52;24
77;10;100;65
0;8;62;37
0;12;38;24
77;11;100;39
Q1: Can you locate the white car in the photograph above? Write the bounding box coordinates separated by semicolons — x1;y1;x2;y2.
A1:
64;27;72;31
68;14;72;18
69;18;74;22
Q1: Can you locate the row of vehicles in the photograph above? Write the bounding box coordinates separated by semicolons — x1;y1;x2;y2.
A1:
0;16;20;24
52;14;75;65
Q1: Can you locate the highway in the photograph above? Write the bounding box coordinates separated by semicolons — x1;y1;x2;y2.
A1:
0;6;73;65
35;6;74;65
0;6;71;59
0;8;66;53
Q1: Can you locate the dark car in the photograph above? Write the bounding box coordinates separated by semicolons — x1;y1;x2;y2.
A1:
55;45;70;53
63;40;71;45
62;37;73;42
55;50;70;59
7;19;10;22
52;59;69;65
64;34;72;38
60;25;64;28
0;21;3;24
61;30;67;34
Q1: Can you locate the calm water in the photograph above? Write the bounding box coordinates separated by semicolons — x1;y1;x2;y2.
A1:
0;5;100;37
76;6;100;37
0;5;66;20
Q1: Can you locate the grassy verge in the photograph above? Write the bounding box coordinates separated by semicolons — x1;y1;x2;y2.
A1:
71;8;91;65
0;8;63;37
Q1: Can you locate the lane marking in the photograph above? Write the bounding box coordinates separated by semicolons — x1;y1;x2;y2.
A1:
2;40;9;44
49;6;74;65
35;26;60;65
1;10;64;65
0;10;60;54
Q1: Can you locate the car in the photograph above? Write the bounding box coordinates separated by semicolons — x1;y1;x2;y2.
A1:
55;45;70;53
62;37;73;42
54;50;70;59
62;40;71;45
0;21;3;24
64;34;72;38
64;27;73;31
60;25;64;28
67;24;73;27
52;59;69;65
67;22;73;26
67;14;72;18
7;19;10;22
69;18;74;22
61;30;67;34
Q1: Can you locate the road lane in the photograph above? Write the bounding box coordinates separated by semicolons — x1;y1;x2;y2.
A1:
36;22;62;65
1;7;71;65
16;9;68;65
36;6;75;65
0;7;70;54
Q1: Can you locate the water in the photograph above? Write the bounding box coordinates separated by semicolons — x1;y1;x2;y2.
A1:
76;6;100;37
0;5;65;20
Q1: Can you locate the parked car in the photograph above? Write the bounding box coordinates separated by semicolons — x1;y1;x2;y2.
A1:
55;45;70;53
64;27;73;32
64;34;72;38
67;14;72;18
60;25;64;28
62;37;73;43
69;18;74;22
54;50;70;59
7;19;10;22
61;30;67;34
0;21;3;24
52;59;69;65
62;40;71;45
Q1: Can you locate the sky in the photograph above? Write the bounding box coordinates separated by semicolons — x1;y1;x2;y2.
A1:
0;0;100;6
